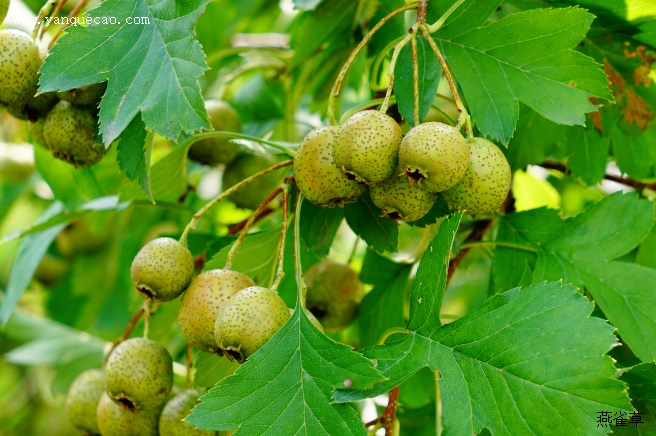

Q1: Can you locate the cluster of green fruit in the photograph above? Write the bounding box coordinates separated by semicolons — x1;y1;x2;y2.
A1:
66;338;214;435
188;99;288;210
0;16;108;167
294;110;511;218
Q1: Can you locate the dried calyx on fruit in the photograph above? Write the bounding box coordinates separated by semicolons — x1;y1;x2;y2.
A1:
222;152;288;210
43;101;107;167
188;99;243;166
305;260;363;332
370;174;437;223
214;286;290;363
66;369;105;435
105;337;173;412
398;122;469;192
97;393;160;436
130;237;195;302
159;389;216;436
332;110;403;186
442;137;511;216
178;269;255;354
294;126;366;207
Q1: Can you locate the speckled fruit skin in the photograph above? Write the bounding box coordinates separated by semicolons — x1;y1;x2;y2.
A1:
188;99;242;166
159;389;216;436
222;153;288;210
214;286;290;362
43;101;107;167
370;174;437;222
57;82;107;106
304;260;363;332
398;122;469;193
66;369;105;435
8;91;58;121
97;393;160;436
442;137;511;216
332;110;403;186
29;118;48;149
178;269;255;353
294;126;366;207
130;237;195;302
0;0;9;25
105;338;173;412
0;29;41;110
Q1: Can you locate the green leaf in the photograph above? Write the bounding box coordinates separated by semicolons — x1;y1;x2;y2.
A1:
406;212;462;334
288;0;358;70
394;37;441;126
193;352;240;389
186;309;384;434
435;6;611;144
336;283;633;435
204;228;281;288
0;203;68;325
566;125;609;185
299;199;343;258
116;115;152;200
39;0;211;145
407;195;450;228
344;191;398;253
616;362;656;435
358;249;413;347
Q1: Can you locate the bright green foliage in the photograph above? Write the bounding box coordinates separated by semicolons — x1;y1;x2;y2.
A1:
187;308;383;434
616;363;656;435
336;214;633;435
130;237;195;302
39;0;212;145
344;192;399;253
66;369;104;434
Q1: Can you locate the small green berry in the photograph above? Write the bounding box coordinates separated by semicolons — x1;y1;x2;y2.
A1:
66;369;105;435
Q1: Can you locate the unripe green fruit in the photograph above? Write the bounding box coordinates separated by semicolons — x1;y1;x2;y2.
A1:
159;389;216;436
29;118;48;149
188;99;242;166
105;338;173;412
0;0;8;25
398;122;469;192
294;126;366;207
56;218;109;257
332;110;403;186
57;82;107;106
66;369;104;435
214;286;290;362
0;29;41;110
441;137;511;216
8;91;58;121
97;393;160;436
43;101;107;167
130;237;195;302
305;260;363;332
370;174;437;222
178;269;255;353
222;153;288;210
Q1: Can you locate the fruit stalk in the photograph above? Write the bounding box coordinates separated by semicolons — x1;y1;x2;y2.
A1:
293;192;306;308
224;185;284;270
179;159;292;247
419;25;473;138
410;35;420;125
142;299;151;339
105;300;160;363
328;2;418;125
271;186;290;291
48;0;91;46
380;27;416;114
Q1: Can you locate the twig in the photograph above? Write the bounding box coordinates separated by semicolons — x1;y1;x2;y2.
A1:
271;187;291;291
328;3;418;124
539;161;656;191
225;186;284;270
179;160;292;247
48;0;91;47
381;387;400;436
416;0;428;23
227;208;274;235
